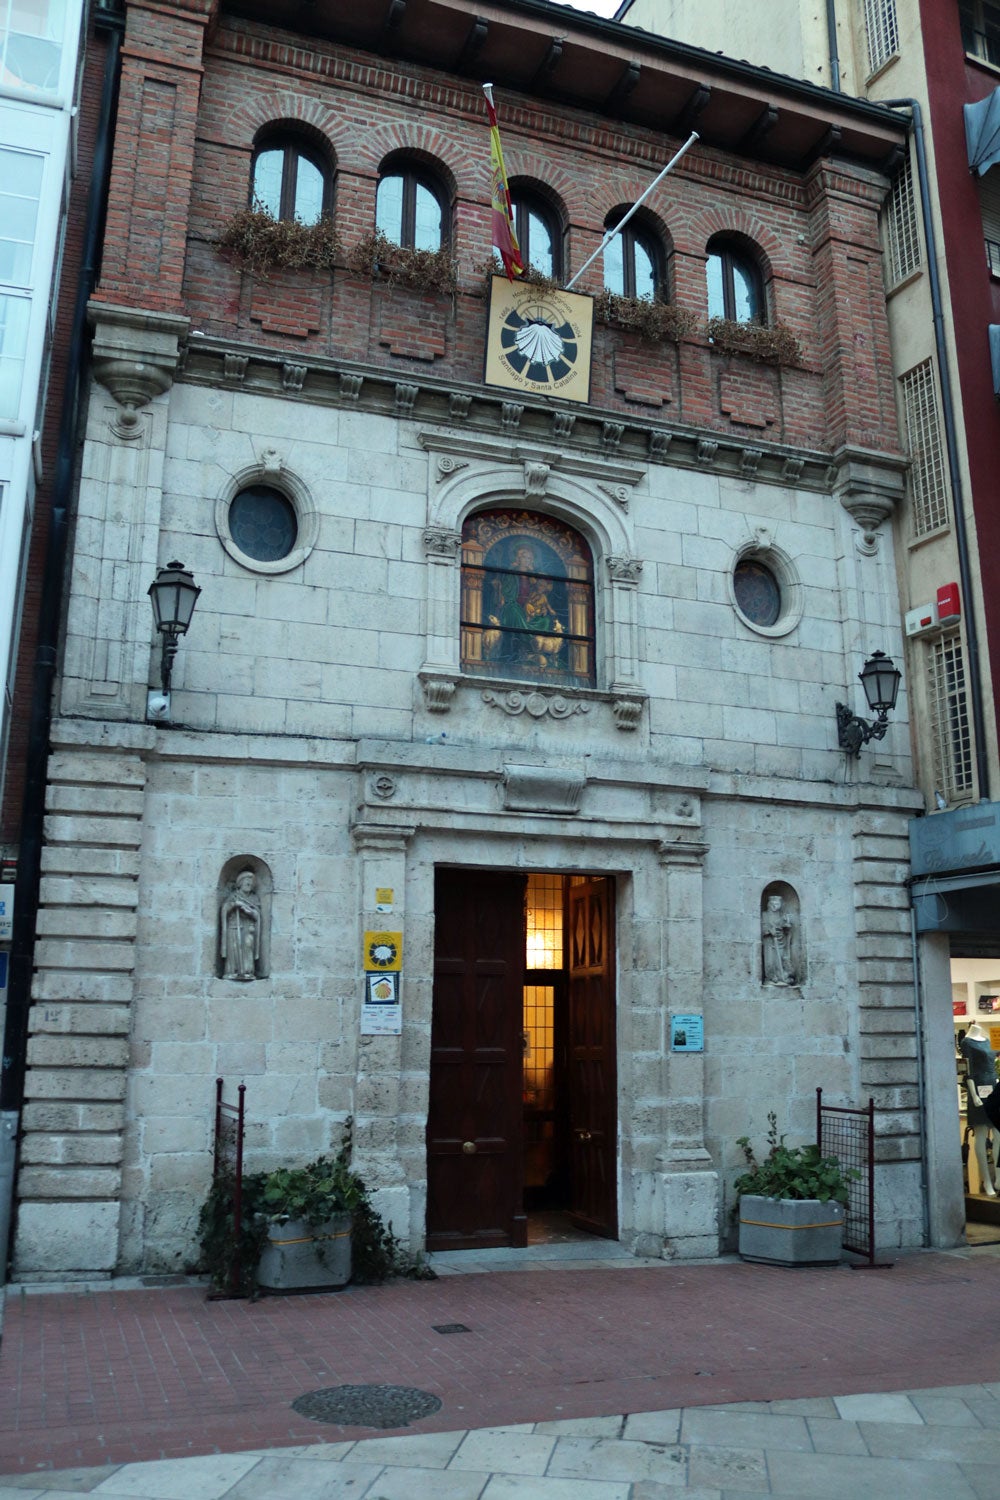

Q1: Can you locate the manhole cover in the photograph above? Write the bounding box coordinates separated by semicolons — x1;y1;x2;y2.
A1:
432;1323;470;1334
291;1384;443;1429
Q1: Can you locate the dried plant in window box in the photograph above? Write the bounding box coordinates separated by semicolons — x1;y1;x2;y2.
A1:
594;290;697;344
477;255;563;294
705;317;802;366
346;230;458;296
218;207;341;280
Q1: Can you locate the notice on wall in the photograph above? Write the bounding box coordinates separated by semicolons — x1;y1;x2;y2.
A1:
363;930;402;971
361;971;401;1035
671;1014;704;1052
375;888;394;914
0;884;13;943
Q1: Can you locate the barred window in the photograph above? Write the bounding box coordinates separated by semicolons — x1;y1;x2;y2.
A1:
928;633;974;802
900;360;950;537
960;0;1000;65
460;509;595;688
864;0;899;73
882;154;921;287
980;171;1000;277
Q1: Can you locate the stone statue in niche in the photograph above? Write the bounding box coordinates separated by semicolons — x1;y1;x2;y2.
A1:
761;890;800;987
219;869;263;981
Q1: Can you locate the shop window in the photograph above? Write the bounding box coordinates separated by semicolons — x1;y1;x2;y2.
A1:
460;509;595;688
252;137;330;225
603;208;662;301
376;161;448;250
706;236;764;323
509;187;562;279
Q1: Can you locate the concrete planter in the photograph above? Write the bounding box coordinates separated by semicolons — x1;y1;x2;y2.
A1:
256;1213;352;1291
737;1195;844;1266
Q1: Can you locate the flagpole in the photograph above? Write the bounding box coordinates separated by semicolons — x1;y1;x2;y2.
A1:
564;131;699;292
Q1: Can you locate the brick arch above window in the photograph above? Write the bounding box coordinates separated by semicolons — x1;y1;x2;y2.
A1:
223;90;347;160
356;123;469;199
677;207;784;282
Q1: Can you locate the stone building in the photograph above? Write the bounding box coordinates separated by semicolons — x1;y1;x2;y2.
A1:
11;0;929;1278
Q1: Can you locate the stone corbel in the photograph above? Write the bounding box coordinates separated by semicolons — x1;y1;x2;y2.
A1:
89;304;190;430
832;446;907;553
611;694;645;731
419;672;457;713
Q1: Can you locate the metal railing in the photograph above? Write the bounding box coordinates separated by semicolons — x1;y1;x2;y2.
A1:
816;1088;888;1268
211;1077;246;1298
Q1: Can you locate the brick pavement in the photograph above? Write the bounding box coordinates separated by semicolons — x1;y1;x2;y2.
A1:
0;1250;996;1476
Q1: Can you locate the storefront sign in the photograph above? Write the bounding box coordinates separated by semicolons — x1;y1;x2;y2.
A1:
671;1014;704;1052
910;801;1000;876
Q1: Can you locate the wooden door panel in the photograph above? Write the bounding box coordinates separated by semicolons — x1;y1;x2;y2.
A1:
568;877;617;1238
427;869;526;1250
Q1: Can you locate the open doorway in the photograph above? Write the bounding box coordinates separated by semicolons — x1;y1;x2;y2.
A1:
426;868;617;1252
952;950;1000;1245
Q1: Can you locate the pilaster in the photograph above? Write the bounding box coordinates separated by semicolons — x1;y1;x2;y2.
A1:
13;723;152;1277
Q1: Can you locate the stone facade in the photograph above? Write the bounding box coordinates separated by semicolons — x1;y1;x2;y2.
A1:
11;0;935;1277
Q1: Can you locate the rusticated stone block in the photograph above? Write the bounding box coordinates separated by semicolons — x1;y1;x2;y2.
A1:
21;1102;126;1133
20;1134;124;1166
18;1165;123;1198
25;1067;127;1101
13;1201;119;1274
26;1035;130;1069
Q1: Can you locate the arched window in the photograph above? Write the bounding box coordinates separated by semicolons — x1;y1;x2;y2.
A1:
603;208;662;301
509;188;562;279
460;509;596;688
251;137;330;225
706;236;765;323
376;162;448;250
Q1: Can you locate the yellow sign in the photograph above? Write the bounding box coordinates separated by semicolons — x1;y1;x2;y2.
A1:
363;930;402;971
484;276;594;404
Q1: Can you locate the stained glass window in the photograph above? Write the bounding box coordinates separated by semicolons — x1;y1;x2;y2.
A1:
460;509;595;687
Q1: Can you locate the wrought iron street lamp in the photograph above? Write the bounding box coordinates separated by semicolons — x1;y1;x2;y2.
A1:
836;650;902;757
147;560;200;720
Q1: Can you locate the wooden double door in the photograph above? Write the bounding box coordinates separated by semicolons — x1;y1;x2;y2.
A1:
426;868;617;1251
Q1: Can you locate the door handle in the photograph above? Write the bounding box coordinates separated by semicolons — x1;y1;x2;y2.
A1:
462;1140;477;1154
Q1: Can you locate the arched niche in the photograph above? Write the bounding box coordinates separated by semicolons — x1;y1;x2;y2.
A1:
216;856;273;981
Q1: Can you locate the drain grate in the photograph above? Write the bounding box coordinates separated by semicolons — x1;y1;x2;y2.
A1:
292;1384;443;1429
432;1323;471;1334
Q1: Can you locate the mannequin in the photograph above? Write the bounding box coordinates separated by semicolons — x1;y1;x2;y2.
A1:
961;1022;998;1197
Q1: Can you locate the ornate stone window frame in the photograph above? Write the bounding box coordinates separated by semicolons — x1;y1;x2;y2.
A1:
417;431;647;728
727;527;803;639
215;451;318;575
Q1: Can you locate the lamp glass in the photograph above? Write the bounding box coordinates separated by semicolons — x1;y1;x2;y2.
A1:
859;651;901;715
148;561;200;635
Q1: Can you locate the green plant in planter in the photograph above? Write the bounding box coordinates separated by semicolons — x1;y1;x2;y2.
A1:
198;1117;427;1295
734;1112;857;1205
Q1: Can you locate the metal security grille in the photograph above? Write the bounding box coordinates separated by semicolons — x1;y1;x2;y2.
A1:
929;632;974;801
864;0;899;72
816;1090;876;1264
883;154;921;286
210;1076;247;1298
900;360;950;537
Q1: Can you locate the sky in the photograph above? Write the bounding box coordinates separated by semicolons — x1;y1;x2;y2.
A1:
548;0;624;17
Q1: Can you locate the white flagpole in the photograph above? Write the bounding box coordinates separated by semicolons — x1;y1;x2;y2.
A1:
564;131;699;292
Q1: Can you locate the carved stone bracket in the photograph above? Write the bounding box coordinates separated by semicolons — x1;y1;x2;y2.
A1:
697;438;719;466
599;483;631;511
449;391;472;420
223;354;248;384
552;410;576;439
89;304;190;418
282;363;307;392
340;372;363;402
523;460;551;497
422;527;461;560
482;688;590;720
501;402;524;434
420;673;457;712
607;555;643;585
832;446;907;551
649;431;673;461
602;421;624;451
395;382;418;416
612;695;645;731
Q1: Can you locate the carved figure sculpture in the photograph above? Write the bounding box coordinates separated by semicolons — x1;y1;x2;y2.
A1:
220;869;262;981
761;893;796;986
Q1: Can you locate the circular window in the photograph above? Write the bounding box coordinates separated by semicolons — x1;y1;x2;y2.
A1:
734;558;781;627
228;486;297;563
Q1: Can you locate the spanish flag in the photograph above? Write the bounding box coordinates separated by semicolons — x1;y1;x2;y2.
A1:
483;83;524;281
